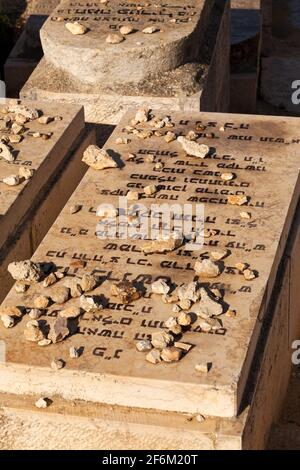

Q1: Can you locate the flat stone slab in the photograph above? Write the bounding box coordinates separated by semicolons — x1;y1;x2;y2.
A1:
41;0;212;86
0;100;84;252
1;110;299;419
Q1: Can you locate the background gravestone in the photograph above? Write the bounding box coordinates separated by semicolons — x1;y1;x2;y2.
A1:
21;0;230;124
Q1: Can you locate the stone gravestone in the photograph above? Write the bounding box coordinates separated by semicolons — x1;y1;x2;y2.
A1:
0;99;95;303
0;109;300;449
21;0;230;124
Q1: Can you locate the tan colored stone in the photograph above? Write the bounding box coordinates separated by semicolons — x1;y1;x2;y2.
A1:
35;397;50;409
161;347;182;363
142;26;159;34
221;172;234;181
146;349;161;364
244;269;256;281
0;306;23;318
195;363;211;374
235;262;248;272
144;185;157;196
0;314;15;328
80;274;98;292
110;281;141;304
34;295;50;309
24;320;45;342
228;195;248;206
106;33;124;44
151;280;170;295
64;278;83;298
43;273;58;288
2;175;20;186
141;233;183;254
59;306;82;319
38;339;52;347
119;25;134;35
151;330;174;349
194;259;220;278
19;167;34;180
8;103;39;120
165;316;178;330
80;295;103;312
65;22;87;35
29;309;43;320
136;340;152;352
195;288;223;318
165;131;176;143
210;250;228;261
177;136;209;158
177;312;192;326
38;116;53;125
14;282;28;294
179;299;192;310
177;282;199;302
8;260;43;282
82;146;118;170
51;358;65;370
174;342;193;352
240;211;251;219
50;287;70;305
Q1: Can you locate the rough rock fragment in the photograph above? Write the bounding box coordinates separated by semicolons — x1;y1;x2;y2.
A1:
97;206;118;218
210;250;228;261
151;330;173;349
164;131;176;143
151;280;170;295
195;363;211;374
8;103;39;120
35;398;50;409
106;33;124;44
66;22;87;35
134;108;150;123
59;306;82;319
235;262;248;272
19;167;33;180
142;26;159;34
165;316;178;330
194;259;220;278
177;312;192;326
14;282;28;294
136;340;152;352
177;136;209;159
38;116;53;125
110;281;141;304
0;314;16;328
8;260;43;282
38;339;52;347
2;175;20;186
162;293;179;304
64;278;83;298
221;172;234;181
177;282;199;302
179;299;192;310
161;347;182;362
33;294;50;309
48;317;70;344
228;195;248;206
80;295;103;312
11;123;24;135
144;184;157;196
82;145;117;170
174;342;192;352
240;211;251;219
141;232;183;254
51;358;65;371
195;288;223;318
43;272;58;288
29;309;43;320
24;320;45;342
50;287;70;305
80;274;98;292
0;306;23;318
119;25;134;35
146;349;161;364
244;269;256;280
9;135;22;144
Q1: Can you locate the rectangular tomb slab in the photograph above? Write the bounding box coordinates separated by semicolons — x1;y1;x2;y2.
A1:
21;0;230;123
0;110;299;419
0;99;85;300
